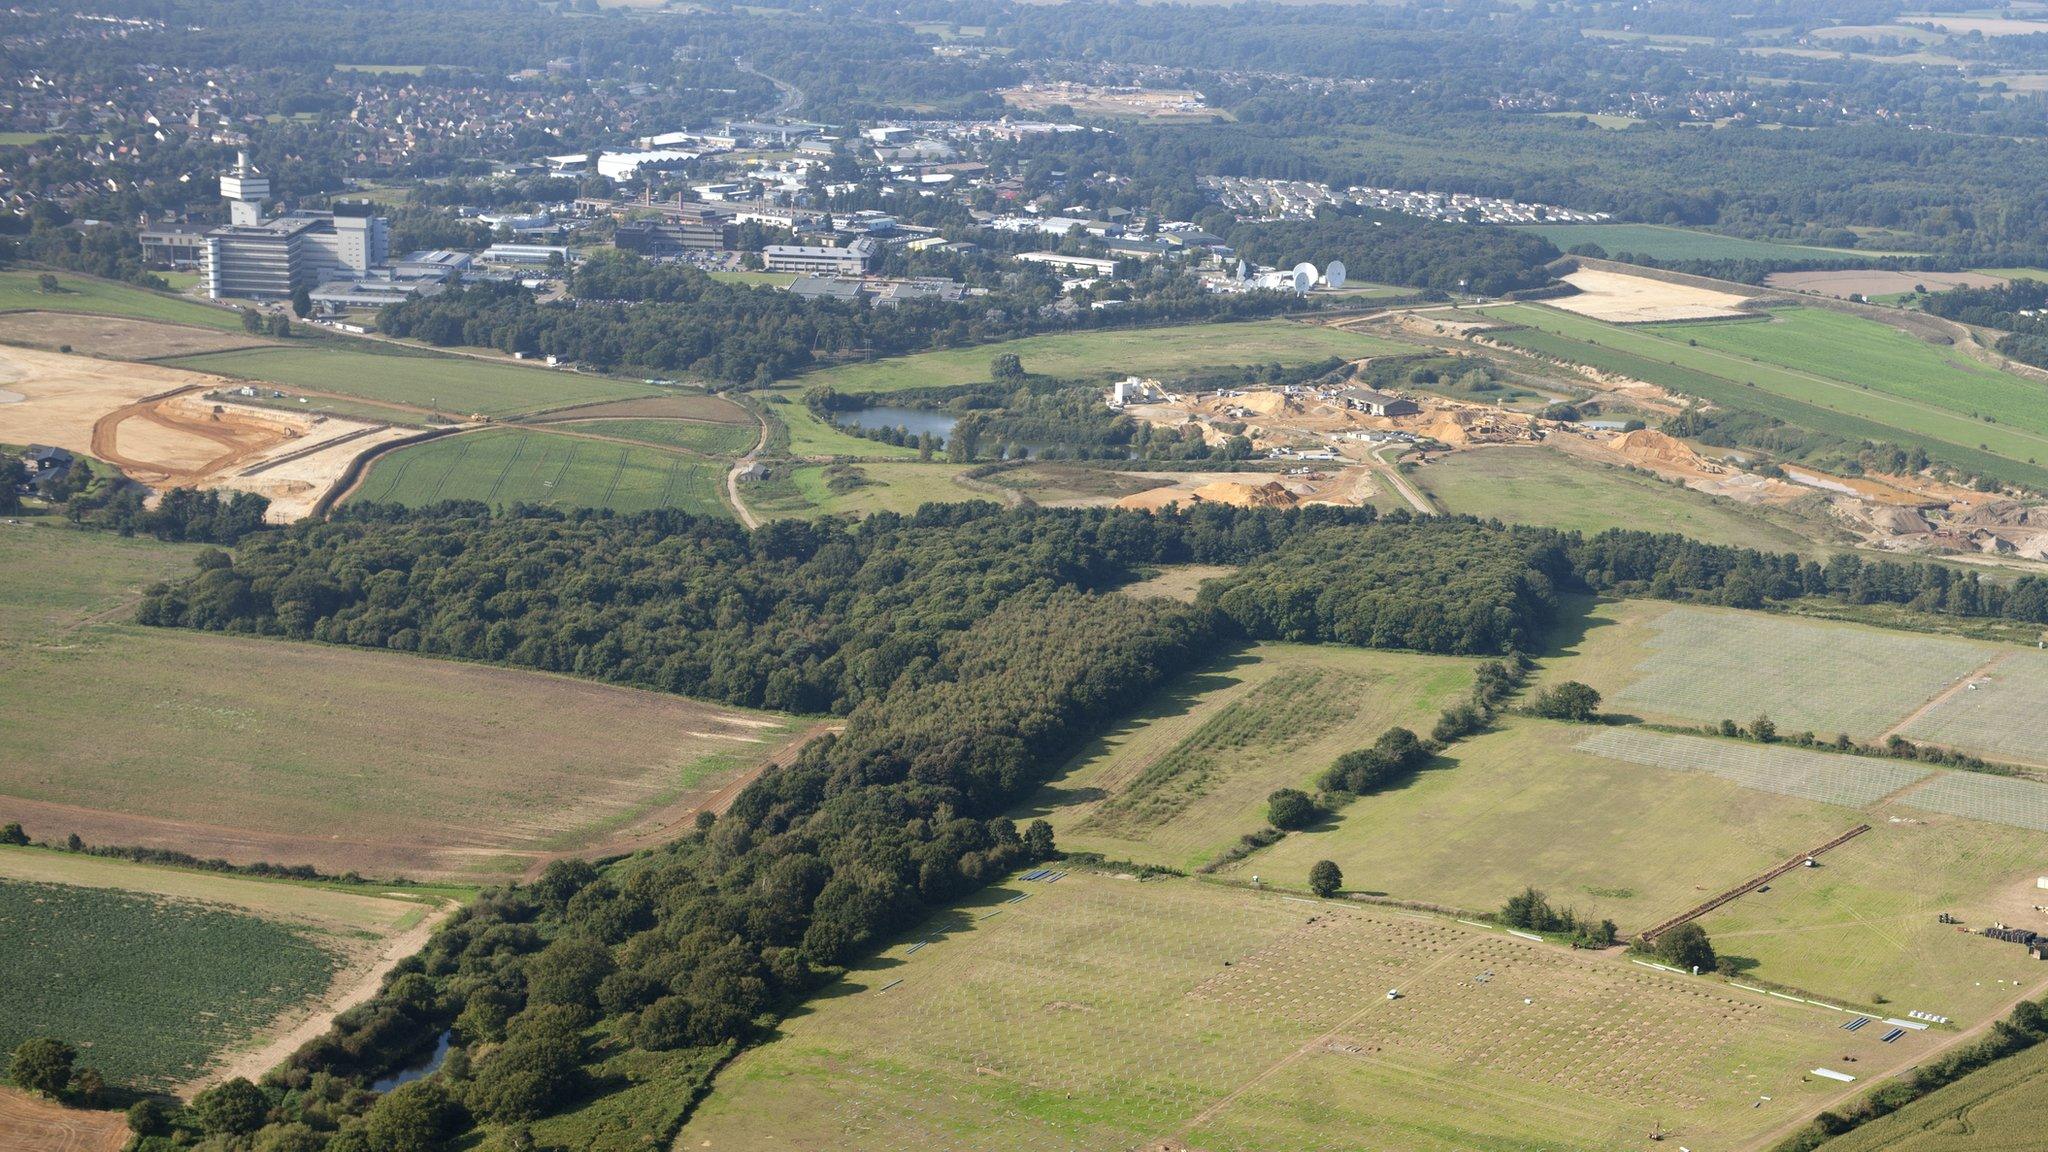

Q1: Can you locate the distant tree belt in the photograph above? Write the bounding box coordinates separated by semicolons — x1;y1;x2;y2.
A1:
375;252;1303;385
1230;210;1562;297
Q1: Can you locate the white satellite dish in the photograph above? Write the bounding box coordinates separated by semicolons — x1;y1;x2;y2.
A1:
1291;262;1317;294
1325;260;1347;290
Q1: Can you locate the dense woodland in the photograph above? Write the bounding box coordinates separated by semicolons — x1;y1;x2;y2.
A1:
375;253;1305;385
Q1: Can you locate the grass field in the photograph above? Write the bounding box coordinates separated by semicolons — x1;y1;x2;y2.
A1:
1693;815;2048;1021
1822;1033;2048;1151
347;427;730;516
547;417;759;457
1642;308;2048;441
1412;446;1831;552
750;461;983;519
793;321;1406;395
0;269;241;331
1016;643;1476;871
760;391;923;457
679;870;1916;1152
1509;223;1877;263
1901;651;2048;768
165;345;663;418
1575;728;1932;808
987;461;1177;504
0;876;340;1088
1240;718;1859;930
1482;304;2048;490
705;269;795;290
1537;600;1999;739
0;523;794;879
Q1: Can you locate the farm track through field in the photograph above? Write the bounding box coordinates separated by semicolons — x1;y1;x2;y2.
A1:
726;401;771;528
483;430;525;505
1740;963;2048;1152
175;898;459;1097
1878;652;2015;745
601;445;629;507
428;435;472;502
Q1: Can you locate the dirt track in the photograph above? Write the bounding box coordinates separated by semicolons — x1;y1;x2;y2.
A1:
91;386;298;485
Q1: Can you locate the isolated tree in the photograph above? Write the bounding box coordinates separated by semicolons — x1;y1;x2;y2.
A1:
36;273;59;293
1531;682;1601;722
267;312;292;339
990;352;1025;383
7;1037;74;1096
192;1076;269;1136
0;822;26;845
1308;859;1343;899
240;308;263;335
290;285;313;319
1657;923;1718;973
1266;788;1319;831
1023;819;1056;860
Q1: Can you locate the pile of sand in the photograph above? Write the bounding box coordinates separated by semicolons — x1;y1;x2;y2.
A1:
1191;480;1299;508
1611;428;1718;474
1232;392;1294;417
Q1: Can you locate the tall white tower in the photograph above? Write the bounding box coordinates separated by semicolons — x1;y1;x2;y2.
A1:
220;150;269;227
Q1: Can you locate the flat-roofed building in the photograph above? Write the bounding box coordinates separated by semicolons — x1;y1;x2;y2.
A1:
762;239;877;275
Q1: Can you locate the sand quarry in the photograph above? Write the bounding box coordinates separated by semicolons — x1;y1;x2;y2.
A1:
0;343;410;522
1548;268;1756;323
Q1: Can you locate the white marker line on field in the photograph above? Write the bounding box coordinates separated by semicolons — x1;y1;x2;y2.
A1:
1506;929;1542;941
1457;919;1492;929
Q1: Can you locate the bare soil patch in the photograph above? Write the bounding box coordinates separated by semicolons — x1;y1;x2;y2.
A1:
0;311;272;360
529;392;750;424
0;344;212;458
1000;82;1222;122
0;1089;126;1152
1764;269;2007;298
1548;268;1753;323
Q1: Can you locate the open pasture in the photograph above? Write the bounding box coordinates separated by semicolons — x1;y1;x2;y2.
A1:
678;871;1916;1152
347;427;730;517
164;345;662;419
1509;223;1875;264
759;389;923;457
544;417;758;457
750;460;984;519
1481;304;2048;489
1900;650;2048;768
0;871;341;1089
525;391;751;423
0;270;241;331
792;321;1403;396
0;525;793;880
1542;600;1997;740
1239;718;1861;931
1018;643;1476;871
1694;815;2048;1022
1413;446;1824;552
0;312;268;359
1640;307;2048;441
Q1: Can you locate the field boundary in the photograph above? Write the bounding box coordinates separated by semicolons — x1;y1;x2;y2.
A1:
1635;824;1870;943
314;424;467;517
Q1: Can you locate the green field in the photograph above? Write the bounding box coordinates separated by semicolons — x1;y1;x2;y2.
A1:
1642;308;2048;441
1540;600;1999;739
544;417;760;457
1017;643;1475;871
1413;446;1833;552
705;269;795;290
1238;715;2048;1022
1511;223;1879;263
793;321;1405;395
0;877;339;1088
348;427;730;516
1823;1034;2048;1151
1901;650;2048;768
760;390;924;457
165;345;663;418
1483;303;2048;489
750;461;984;519
0;523;793;880
0;269;241;330
679;870;1913;1152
